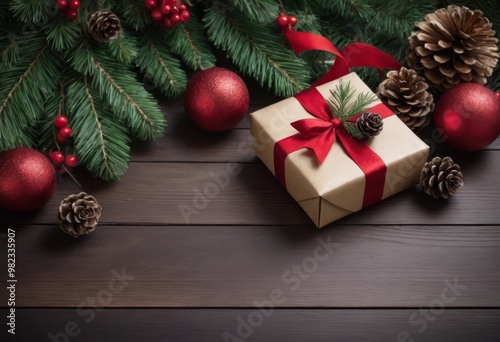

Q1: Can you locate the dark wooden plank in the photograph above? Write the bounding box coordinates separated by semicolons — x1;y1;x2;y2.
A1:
4;309;500;342
1;224;499;307
132;105;500;162
1;149;500;226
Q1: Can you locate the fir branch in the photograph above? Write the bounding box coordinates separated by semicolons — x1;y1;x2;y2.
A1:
119;0;151;31
162;13;216;71
0;34;61;150
227;0;279;23
36;86;61;151
343;122;364;139
66;75;131;181
326;81;377;120
205;5;310;97
44;14;80;52
91;54;166;141
107;28;138;66
0;33;21;71
10;0;56;24
136;30;187;98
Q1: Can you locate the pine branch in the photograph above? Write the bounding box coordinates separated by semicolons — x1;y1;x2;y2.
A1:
136;30;187;98
326;81;377;120
36;85;61;151
44;14;80;52
119;0;151;30
162;13;216;71
10;0;56;24
227;0;279;23
66;75;131;181
0;33;61;151
107;28;138;66
205;5;310;97
69;37;166;141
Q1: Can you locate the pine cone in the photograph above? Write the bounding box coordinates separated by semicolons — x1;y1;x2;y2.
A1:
58;192;102;238
377;67;434;132
407;5;499;93
355;112;383;138
420;156;464;199
86;11;121;43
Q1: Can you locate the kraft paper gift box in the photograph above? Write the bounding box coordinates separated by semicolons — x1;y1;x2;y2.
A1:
250;72;430;228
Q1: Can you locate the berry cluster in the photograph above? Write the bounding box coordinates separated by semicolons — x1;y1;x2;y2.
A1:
145;0;190;29
56;0;80;21
50;115;79;169
276;13;298;29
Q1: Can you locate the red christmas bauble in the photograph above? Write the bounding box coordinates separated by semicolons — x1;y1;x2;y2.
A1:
184;67;250;132
0;147;57;212
434;83;500;151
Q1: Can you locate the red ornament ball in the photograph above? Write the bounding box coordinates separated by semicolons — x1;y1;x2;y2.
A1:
0;147;57;212
434;83;500;151
184;67;250;132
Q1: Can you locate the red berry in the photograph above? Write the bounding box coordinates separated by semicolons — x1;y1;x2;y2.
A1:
144;0;157;9
180;10;190;22
68;0;80;9
65;9;78;21
160;4;171;14
56;133;67;145
56;0;68;10
178;4;187;11
288;15;298;27
171;13;182;23
50;151;65;165
59;127;73;138
150;9;163;22
65;155;79;168
54;115;69;128
276;14;288;27
160;17;172;29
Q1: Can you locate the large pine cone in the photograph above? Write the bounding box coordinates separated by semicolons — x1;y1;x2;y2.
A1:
86;11;121;43
58;192;102;238
407;5;499;93
355;112;383;138
377;67;434;132
420;156;463;199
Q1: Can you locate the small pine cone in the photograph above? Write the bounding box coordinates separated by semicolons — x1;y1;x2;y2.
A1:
420;156;464;199
58;192;102;238
355;112;383;138
377;67;434;132
407;5;499;93
86;11;121;43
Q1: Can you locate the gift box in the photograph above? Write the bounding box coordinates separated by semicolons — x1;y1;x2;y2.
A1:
250;72;429;227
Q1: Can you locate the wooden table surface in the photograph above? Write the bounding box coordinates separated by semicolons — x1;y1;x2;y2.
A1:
1;83;500;341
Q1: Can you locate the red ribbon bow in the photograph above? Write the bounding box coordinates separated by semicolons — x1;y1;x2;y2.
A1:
273;28;401;208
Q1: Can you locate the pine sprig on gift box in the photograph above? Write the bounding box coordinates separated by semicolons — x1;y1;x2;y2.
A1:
326;81;378;139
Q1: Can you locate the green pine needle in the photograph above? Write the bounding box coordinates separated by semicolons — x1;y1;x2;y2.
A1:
136;30;187;98
326;81;377;120
45;14;79;52
0;33;61;151
66;76;131;181
162;14;216;71
205;5;310;97
107;29;139;66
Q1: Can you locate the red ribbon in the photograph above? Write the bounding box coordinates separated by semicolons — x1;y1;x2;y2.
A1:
273;28;401;208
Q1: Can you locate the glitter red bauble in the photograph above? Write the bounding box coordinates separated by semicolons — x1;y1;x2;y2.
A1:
184;67;250;132
434;83;500;151
0;147;57;212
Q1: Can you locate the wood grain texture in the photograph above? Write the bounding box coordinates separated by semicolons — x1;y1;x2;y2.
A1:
5;309;500;342
1;225;499;307
1;149;499;226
